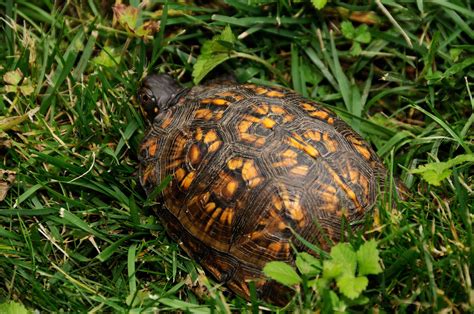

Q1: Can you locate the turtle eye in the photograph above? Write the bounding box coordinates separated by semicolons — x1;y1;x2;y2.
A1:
139;89;156;105
139;88;158;120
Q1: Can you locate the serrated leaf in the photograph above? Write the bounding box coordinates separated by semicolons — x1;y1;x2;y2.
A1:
0;301;30;314
113;4;138;31
350;42;362;56
354;25;371;43
218;25;237;43
192;25;237;84
311;0;328;10
19;79;34;96
330;243;357;276
341;21;355;39
337;274;368;300
410;154;474;186
5;85;17;93
356;239;382;276
322;260;344;279
192;53;232;85
263;261;302;286
3;69;23;86
296;252;321;276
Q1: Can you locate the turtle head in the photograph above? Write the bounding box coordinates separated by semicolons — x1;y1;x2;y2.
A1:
138;74;182;121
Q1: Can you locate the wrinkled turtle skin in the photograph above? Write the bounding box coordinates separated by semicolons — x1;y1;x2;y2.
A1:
138;74;387;304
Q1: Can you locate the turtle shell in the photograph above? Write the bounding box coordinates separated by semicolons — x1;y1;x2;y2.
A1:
138;76;386;304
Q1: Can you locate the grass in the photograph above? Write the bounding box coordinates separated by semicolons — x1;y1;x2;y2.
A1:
0;0;473;312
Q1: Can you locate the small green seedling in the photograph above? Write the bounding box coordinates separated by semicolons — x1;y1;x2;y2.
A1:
340;21;372;56
264;239;382;312
411;154;474;186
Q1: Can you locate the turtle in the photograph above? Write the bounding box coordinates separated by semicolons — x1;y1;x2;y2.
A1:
137;73;388;304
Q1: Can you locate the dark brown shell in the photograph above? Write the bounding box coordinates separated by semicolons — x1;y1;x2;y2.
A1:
139;81;386;304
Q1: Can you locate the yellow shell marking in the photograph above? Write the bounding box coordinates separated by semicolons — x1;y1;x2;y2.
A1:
261;117;276;129
181;171;195;190
195;127;203;141
273;195;283;211
224;179;239;198
214;111;224;121
282;149;298;159
253;104;269;115
204;207;223;232
146;140;157;156
219;207;234;225
268;242;282;253
201;98;229;106
322;133;338;152
290;165;309;176
244;114;261;123
195;108;213;120
266;90;285;98
272;158;298;168
175;168;186;182
354;144;371;160
304;130;322;142
255;87;268;94
188;144;201;164
240;133;257;143
199;191;211;205
270;105;286;114
212;98;229;106
205;202;216;213
255;137;266;147
310;110;329;120
301;103;317;111
204;130;218;144
208;141;222;153
218;91;244;101
238;120;252;133
248;177;263;188
227;158;243;170
242;160;258;180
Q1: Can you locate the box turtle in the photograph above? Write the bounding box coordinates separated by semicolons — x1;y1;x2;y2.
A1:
138;74;387;304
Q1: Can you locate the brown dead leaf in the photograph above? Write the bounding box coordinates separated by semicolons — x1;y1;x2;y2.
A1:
0;170;16;202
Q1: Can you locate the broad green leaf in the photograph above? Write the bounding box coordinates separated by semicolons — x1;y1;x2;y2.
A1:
263;261;302;286
0;301;30;314
19;79;34;96
354;25;371;43
322;260;344;279
341;21;355;39
311;0;328;10
296;252;321;276
330;243;357;276
410;154;474;186
337;274;368;300
356;239;382;276
193;53;232;85
113;4;138;31
192;25;237;84
350;42;362;56
3;69;23;86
